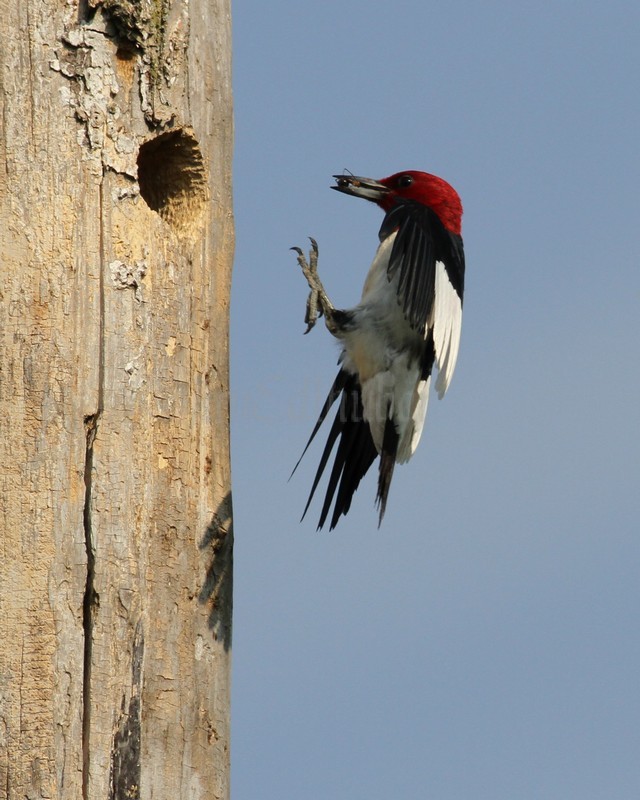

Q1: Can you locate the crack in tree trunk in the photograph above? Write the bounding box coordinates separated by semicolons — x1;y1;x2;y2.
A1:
82;412;99;800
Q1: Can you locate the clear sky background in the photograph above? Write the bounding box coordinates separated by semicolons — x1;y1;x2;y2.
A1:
230;2;640;798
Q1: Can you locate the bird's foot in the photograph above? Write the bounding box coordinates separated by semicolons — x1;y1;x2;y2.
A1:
291;237;335;334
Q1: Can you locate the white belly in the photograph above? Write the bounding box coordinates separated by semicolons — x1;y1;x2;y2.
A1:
340;234;429;462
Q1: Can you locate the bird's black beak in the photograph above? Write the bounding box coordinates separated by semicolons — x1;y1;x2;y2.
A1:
331;174;390;202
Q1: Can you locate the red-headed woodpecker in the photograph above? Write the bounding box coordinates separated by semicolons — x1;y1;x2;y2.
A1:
292;170;465;529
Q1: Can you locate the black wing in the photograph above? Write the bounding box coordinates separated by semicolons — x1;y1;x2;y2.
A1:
378;200;465;334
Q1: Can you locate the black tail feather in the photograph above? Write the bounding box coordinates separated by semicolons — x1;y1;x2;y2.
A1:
297;370;377;529
290;369;349;481
322;389;377;530
302;400;345;521
376;413;399;526
329;405;377;529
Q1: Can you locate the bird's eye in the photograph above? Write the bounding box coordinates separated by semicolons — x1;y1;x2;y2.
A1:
397;174;413;188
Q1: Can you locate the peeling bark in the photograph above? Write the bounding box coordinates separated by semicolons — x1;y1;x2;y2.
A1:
0;1;234;798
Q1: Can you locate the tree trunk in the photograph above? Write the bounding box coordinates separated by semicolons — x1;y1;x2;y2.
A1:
0;2;234;798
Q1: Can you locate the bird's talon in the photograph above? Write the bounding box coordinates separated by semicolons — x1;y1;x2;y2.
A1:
292;237;334;333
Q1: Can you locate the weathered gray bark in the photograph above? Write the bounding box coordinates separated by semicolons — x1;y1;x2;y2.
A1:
0;1;233;798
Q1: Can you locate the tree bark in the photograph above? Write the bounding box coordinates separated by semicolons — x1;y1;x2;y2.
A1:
0;2;234;798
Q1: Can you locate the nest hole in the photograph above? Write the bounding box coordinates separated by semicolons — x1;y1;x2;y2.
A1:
137;128;208;234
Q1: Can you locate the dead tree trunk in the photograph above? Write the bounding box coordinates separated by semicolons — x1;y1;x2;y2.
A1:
0;2;234;798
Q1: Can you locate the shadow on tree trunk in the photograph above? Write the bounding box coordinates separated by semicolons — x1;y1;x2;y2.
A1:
199;491;233;651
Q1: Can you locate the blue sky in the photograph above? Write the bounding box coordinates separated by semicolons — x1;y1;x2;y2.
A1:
230;2;640;798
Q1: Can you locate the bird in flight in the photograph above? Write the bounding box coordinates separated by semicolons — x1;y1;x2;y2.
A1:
292;170;465;530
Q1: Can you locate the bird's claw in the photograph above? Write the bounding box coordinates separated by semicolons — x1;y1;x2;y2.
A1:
291;237;333;334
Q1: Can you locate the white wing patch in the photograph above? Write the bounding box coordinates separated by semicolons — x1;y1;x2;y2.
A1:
397;376;431;463
433;260;462;398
